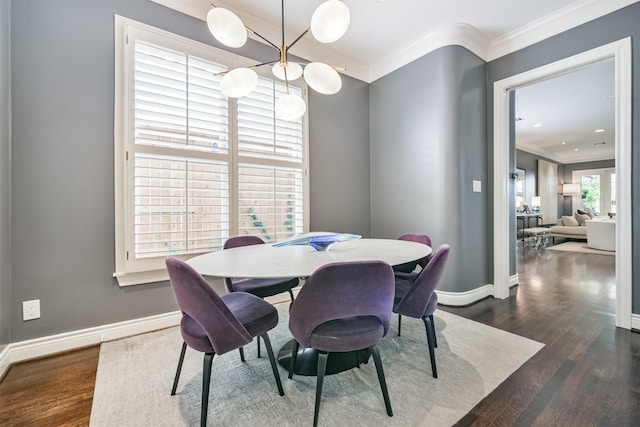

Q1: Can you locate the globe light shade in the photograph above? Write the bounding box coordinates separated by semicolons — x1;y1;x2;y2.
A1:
220;68;258;98
310;0;351;43
272;62;303;81
207;8;247;48
303;62;342;95
275;94;306;121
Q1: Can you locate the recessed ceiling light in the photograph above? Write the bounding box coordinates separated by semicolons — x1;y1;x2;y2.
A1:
561;142;566;145
533;123;542;128
574;148;579;151
594;129;605;133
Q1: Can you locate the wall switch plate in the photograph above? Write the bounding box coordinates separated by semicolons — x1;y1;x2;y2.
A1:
23;299;40;321
473;180;482;192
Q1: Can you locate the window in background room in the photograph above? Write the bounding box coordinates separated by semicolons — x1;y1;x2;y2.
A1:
572;168;615;217
114;17;308;285
580;174;601;215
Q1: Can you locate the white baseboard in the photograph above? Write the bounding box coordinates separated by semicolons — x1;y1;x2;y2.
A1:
631;314;640;331
436;284;495;306
435;276;518;307
509;274;519;287
0;345;10;381
0;310;182;379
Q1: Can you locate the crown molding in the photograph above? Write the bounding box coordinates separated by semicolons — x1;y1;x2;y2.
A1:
487;0;639;61
517;142;614;165
149;0;638;83
369;23;489;83
517;142;564;163
149;0;369;82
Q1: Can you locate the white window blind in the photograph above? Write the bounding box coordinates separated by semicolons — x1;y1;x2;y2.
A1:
114;17;308;285
133;154;229;258
237;78;305;242
132;40;230;259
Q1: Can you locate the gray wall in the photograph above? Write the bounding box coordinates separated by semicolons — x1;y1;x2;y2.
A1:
488;2;640;312
370;46;488;293
9;0;370;342
0;0;11;349
516;149;564;218
308;77;370;237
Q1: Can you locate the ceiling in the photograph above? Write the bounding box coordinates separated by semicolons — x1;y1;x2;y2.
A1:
153;0;631;163
515;59;615;164
213;0;574;65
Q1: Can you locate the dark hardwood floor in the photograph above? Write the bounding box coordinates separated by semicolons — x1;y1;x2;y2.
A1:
446;246;640;427
0;345;99;426
1;246;637;426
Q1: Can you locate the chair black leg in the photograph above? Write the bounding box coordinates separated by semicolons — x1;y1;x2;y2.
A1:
288;340;300;379
239;347;245;362
261;333;284;396
397;314;402;336
423;316;438;378
288;290;296;311
201;352;215;427
314;351;329;427
171;342;187;395
257;336;261;358
429;314;437;348
370;345;393;417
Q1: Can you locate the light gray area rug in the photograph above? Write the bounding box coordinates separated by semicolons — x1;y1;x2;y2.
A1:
90;306;543;427
547;241;615;256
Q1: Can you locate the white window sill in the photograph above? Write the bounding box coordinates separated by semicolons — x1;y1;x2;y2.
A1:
113;269;170;287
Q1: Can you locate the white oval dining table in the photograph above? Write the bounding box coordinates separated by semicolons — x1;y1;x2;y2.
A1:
186;238;432;278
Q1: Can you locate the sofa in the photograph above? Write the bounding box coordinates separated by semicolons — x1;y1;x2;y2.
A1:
549;215;588;240
548;213;614;244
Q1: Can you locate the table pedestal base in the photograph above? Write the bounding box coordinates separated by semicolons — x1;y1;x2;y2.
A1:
277;340;370;376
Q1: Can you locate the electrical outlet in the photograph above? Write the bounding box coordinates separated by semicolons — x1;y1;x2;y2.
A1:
23;299;41;321
473;180;482;192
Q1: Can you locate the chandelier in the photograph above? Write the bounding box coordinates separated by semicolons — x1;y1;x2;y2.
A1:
206;0;350;121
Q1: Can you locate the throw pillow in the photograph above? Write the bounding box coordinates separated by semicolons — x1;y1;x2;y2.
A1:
577;209;594;219
574;213;590;226
562;215;579;227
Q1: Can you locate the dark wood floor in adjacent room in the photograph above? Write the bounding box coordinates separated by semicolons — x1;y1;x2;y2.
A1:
1;246;637;426
447;247;639;427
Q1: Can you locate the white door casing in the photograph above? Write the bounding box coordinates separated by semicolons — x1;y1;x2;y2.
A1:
493;38;632;329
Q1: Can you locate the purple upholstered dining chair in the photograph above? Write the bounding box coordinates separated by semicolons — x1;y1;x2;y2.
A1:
224;235;300;358
393;233;433;277
288;261;395;427
394;244;450;378
165;257;284;427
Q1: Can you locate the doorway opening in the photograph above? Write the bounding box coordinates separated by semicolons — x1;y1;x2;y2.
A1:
492;38;632;329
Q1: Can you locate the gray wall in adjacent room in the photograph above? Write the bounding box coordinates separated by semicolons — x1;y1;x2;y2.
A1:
488;2;640;312
370;46;488;293
0;0;11;349
516;149;564;218
9;0;369;342
561;159;615;216
308;77;370;237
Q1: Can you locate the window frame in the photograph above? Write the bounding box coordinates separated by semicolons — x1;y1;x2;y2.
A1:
114;16;309;286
